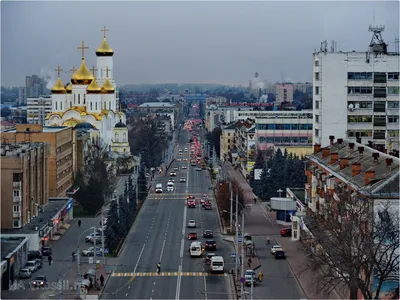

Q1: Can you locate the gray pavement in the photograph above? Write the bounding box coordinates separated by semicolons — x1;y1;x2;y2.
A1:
102;117;232;299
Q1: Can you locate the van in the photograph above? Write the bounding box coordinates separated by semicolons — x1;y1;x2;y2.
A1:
189;241;203;257
210;256;224;273
155;183;163;193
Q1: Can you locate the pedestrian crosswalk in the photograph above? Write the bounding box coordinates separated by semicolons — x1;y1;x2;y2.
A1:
112;272;227;277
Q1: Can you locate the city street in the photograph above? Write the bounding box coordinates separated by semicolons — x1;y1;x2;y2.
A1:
102;125;232;299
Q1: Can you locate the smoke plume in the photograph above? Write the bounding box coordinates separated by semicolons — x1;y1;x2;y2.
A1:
40;67;56;90
250;72;265;90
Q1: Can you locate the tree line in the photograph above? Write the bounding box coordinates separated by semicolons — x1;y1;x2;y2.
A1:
250;148;306;201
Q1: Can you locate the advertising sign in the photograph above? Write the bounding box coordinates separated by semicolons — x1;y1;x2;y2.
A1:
254;169;263;180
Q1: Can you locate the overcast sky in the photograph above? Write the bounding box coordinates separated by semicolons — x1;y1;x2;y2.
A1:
1;1;399;87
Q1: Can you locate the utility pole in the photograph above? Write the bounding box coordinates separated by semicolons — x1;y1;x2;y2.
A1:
229;182;233;233
101;211;106;265
251;273;254;300
77;248;81;299
241;209;244;299
235;192;239;277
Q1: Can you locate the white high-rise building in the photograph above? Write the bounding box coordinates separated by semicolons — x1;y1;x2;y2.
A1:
313;26;399;152
27;96;52;125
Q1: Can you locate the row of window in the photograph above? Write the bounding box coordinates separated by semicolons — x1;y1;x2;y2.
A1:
256;124;312;130
347;115;399;124
55;100;114;111
258;137;310;144
347;72;399;80
347;86;399;95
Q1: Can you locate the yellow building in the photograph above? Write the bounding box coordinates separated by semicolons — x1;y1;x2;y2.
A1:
111;120;130;154
220;123;237;161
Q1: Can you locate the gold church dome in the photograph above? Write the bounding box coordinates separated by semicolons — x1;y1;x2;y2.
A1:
86;78;101;94
96;38;114;57
71;59;94;85
66;83;72;94
51;77;66;94
101;78;115;94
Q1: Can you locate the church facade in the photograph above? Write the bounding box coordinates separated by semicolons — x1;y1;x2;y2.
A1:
46;27;130;154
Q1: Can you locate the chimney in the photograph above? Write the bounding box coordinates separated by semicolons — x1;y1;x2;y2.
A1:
340;157;349;169
365;170;375;185
349;142;355;153
358;146;364;157
337;138;343;144
372;152;379;164
330;152;339;164
352;163;361;177
314;144;322;154
385;157;393;169
322;148;330;158
329;135;335;145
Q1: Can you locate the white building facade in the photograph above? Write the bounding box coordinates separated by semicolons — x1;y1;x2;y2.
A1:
27;96;52;125
313;31;399;151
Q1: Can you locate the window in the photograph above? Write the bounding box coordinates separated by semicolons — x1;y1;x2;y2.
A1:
374;87;387;98
74;94;76;104
227;133;230;136
373;130;385;139
115;132;119;142
315;86;320;95
122;133;127;142
13;190;20;197
388;116;399;123
387;87;399;95
373;116;386;127
84;94;86;104
96;102;98;110
55;102;58;110
78;94;80;105
315;115;319;123
90;102;93;110
388;102;399;109
315;72;320;81
348;115;373;123
374;72;387;84
315;101;319;109
373;101;386;113
314;128;319;137
347;130;372;137
60;102;63;110
315;60;319;67
347;87;373;94
109;102;111;110
227;139;230;143
13;205;20;212
388;72;399;80
388;130;399;137
347;72;373;80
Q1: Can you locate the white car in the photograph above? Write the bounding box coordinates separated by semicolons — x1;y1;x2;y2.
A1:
25;261;38;273
270;245;283;254
85;233;102;242
196;167;202;171
82;247;103;256
184;148;188;152
173;167;179;171
170;172;177;177
187;220;196;228
20;268;32;279
180;177;186;183
182;166;187;169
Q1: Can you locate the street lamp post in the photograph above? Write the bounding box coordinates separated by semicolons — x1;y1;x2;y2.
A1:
77;227;96;300
229;182;233;234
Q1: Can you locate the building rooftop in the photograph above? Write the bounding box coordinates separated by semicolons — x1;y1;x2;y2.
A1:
310;138;400;196
1;236;28;259
0;142;48;157
138;102;175;108
1;198;71;234
4;125;69;133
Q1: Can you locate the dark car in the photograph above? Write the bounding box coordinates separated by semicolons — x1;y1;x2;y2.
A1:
275;250;286;259
31;275;48;288
41;247;52;256
280;228;292;237
203;230;213;238
204;240;217;251
28;251;42;260
204;253;216;264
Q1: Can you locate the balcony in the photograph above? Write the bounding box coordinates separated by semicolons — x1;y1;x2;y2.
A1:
13;196;21;203
13;181;21;188
13;211;21;218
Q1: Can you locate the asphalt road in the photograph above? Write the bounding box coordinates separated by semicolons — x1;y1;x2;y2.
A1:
103;121;232;299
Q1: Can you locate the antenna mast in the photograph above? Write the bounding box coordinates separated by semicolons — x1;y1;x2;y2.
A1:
368;25;387;55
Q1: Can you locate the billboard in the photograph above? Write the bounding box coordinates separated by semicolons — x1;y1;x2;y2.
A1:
254;169;263;180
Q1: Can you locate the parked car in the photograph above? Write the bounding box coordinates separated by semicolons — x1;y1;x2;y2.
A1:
85;233;102;243
33;259;43;269
280;228;292;237
31;275;48;288
82;247;103;256
41;247;52;256
275;250;286;259
19;268;32;279
28;251;42;260
25;261;38;273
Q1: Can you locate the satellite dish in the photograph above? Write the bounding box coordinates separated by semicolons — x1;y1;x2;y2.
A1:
348;103;354;109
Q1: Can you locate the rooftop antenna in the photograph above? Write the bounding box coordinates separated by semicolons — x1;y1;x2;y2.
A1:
368;24;387;55
394;37;399;53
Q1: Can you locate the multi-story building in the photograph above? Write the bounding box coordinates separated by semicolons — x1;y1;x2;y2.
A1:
1;142;50;229
220;123;237;161
293;82;313;94
155;115;173;136
137;102;179;126
2;124;74;197
18;75;49;104
255;110;313;156
27;96;52;125
275;83;294;104
313;26;400;151
234;120;256;173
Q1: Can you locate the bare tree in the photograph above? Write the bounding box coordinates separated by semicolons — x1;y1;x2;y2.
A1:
299;192;399;299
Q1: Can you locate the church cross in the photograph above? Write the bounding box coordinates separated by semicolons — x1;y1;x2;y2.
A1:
91;66;98;76
105;66;110;78
55;65;63;77
101;26;109;38
70;66;77;73
77;41;89;59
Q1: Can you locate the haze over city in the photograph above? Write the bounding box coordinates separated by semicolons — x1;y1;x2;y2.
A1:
1;0;399;87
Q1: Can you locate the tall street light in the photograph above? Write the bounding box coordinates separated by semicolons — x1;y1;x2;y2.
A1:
76;227;96;300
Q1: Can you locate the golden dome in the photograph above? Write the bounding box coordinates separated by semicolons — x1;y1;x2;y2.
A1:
51;77;66;94
86;78;101;94
71;59;94;85
96;38;114;56
66;83;72;94
90;113;103;121
101;78;115;94
80;112;87;116
62;118;80;127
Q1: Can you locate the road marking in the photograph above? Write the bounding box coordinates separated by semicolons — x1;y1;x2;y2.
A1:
204;274;208;300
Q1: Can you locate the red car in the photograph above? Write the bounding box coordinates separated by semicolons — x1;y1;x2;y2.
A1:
280;228;292;237
187;200;196;208
204;204;211;210
188;232;197;240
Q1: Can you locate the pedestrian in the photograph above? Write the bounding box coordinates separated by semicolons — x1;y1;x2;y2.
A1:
254;197;257;204
157;262;161;274
48;255;53;266
89;277;93;288
72;251;76;262
100;274;104;287
258;271;263;282
78;220;81;227
248;258;252;268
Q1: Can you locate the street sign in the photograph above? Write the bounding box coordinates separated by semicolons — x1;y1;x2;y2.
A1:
88;257;94;264
238;239;242;243
231;252;236;258
240;277;245;283
104;248;109;254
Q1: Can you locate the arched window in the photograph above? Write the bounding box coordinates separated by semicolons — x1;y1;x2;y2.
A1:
60;102;63;111
109;102;111;110
70;101;72;108
90;102;93;110
74;94;76;104
56;102;58;110
84;94;86;104
95;102;98;110
115;132;119;142
122;132;127;142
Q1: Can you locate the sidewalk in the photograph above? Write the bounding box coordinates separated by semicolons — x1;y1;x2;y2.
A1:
224;163;340;300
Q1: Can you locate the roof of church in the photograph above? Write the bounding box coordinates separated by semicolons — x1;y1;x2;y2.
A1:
75;122;96;130
114;120;126;128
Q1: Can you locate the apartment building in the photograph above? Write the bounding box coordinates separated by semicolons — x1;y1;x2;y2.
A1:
235;120;256;173
2;124;74;197
137;102;179;126
255;110;313;156
313;27;400;150
27;96;52;125
1;142;50;229
220;123;237;161
275;83;294;105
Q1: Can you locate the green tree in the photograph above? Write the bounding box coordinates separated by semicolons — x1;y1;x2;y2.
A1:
137;167;148;203
104;201;122;252
250;151;266;194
